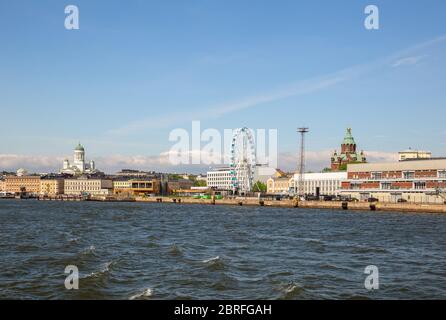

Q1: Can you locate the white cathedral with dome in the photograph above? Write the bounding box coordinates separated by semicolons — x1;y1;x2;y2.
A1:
60;143;99;175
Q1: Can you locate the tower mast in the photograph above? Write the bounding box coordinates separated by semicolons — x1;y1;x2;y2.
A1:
297;127;309;198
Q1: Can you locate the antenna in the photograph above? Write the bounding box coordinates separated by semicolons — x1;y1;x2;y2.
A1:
297;127;309;198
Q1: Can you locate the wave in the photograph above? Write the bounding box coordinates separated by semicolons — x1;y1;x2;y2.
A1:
302;238;323;244
277;282;304;300
202;256;226;271
81;261;114;280
202;256;220;263
129;288;153;300
82;245;96;256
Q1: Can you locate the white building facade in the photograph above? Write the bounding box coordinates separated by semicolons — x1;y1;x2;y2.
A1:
206;168;233;190
61;143;98;175
398;149;432;161
64;177;113;196
290;172;347;196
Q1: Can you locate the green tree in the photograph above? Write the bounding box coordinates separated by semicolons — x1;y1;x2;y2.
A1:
194;180;207;187
252;181;267;192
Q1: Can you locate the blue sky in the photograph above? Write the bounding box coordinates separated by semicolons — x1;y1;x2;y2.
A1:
1;0;446;173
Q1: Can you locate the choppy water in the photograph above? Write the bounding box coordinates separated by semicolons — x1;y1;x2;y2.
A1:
0;200;445;300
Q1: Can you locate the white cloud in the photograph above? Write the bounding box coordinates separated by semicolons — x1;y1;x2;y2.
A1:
366;151;399;163
392;55;427;67
0;154;64;173
1;149;398;175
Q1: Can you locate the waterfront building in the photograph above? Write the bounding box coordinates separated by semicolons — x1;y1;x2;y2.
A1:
64;177;113;196
206;166;278;191
129;179;160;196
399;149;432;161
40;178;65;196
266;177;291;194
331;128;366;171
113;179;132;193
339;159;446;203
267;172;347;196
290;172;347;196
5;175;41;194
167;179;194;194
206;167;233;190
0;179;5;192
60;143;99;175
113;178;160;196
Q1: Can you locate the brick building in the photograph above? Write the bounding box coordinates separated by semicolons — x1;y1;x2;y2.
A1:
339;159;446;203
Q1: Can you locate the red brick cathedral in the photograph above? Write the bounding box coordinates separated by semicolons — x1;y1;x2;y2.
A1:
331;128;366;171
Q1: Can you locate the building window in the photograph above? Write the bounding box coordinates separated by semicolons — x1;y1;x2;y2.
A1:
351;183;361;190
438;171;446;179
381;182;392;190
403;171;415;179
371;172;382;180
414;182;426;190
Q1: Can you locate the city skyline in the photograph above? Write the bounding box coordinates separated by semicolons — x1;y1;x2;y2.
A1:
0;129;415;174
1;0;446;173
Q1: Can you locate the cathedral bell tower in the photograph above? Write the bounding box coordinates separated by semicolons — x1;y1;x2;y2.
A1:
341;128;357;154
330;128;366;171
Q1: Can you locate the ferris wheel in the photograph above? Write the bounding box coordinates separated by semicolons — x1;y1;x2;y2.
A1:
229;127;256;194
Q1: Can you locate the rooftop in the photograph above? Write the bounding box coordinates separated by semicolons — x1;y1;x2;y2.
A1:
348;158;446;172
342;128;356;145
75;143;84;151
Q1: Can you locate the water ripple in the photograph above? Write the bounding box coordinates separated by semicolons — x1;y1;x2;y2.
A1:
1;200;445;299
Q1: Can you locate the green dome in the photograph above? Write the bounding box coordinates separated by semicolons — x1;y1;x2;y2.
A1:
75;142;84;151
342;128;356;145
